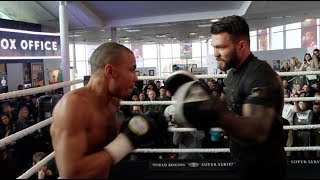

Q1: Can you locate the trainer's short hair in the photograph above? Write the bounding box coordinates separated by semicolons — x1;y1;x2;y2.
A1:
210;15;250;44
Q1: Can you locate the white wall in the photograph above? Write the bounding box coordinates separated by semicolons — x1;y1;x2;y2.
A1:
69;68;77;91
252;48;308;66
136;67;157;76
206;54;218;74
42;59;80;89
7;63;23;92
43;59;60;86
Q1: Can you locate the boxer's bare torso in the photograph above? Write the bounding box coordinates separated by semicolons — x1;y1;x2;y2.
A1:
50;87;120;178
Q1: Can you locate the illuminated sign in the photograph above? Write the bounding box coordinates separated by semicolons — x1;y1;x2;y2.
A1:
0;27;61;59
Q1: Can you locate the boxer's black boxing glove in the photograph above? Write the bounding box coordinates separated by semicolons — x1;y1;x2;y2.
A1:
144;110;169;147
164;70;197;95
174;81;228;130
122;114;156;148
105;114;156;164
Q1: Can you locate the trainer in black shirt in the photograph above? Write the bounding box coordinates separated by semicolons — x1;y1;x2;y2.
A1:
210;15;287;179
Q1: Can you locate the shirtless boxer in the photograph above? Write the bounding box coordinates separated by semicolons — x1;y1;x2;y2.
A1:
50;42;156;178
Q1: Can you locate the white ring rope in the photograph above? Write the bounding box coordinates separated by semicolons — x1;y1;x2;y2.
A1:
0;70;317;106
168;124;320;132
283;124;320;130
283;97;320;102
133;146;320;153
4;69;316;102
2;118;319;150
134;148;230;153
120;100;176;106
17;151;55;179
0;79;83;101
1;115;320;150
137;70;320;80
277;71;320;77
0;118;52;148
120;97;320;106
1;115;319;153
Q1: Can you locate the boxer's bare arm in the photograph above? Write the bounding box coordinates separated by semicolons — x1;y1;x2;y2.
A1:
50;94;113;178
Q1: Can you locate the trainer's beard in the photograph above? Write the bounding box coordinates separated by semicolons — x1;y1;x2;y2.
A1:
217;50;238;71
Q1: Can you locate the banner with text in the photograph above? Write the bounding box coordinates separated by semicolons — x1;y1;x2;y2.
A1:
149;159;235;171
0;27;61;59
149;159;320;171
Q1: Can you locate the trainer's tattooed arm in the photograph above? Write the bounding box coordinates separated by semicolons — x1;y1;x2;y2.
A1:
240;103;276;142
217;86;277;143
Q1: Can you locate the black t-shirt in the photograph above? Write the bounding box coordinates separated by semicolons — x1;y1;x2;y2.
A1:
224;53;286;165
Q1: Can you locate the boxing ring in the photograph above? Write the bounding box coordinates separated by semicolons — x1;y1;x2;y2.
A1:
1;71;320;179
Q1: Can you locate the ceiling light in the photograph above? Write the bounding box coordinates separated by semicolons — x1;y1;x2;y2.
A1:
197;24;212;28
108;38;111;41
199;36;205;39
158;24;171;27
73;30;87;34
124;40;130;43
100;29;105;32
210;19;219;22
304;18;313;22
271;16;283;19
156;34;167;38
189;32;197;36
69;34;81;37
125;29;141;32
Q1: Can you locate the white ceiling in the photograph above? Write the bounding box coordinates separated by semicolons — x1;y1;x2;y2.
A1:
0;1;320;44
